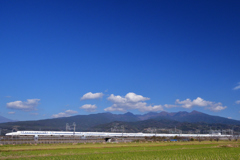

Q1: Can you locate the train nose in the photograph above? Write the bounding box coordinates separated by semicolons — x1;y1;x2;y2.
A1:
6;133;12;136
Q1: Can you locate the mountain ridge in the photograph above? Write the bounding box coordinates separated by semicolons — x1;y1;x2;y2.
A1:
0;110;239;135
0;115;14;123
138;110;240;125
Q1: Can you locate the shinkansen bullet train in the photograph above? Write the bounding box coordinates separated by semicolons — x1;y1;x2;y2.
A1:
6;131;231;137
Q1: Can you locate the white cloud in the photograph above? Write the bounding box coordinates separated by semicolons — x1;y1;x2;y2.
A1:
235;100;240;104
8;112;15;114
138;105;164;112
108;92;150;104
125;92;150;103
104;107;126;112
233;82;240;90
175;98;193;108
104;92;163;112
108;94;127;104
52;110;78;118
80;92;104;100
65;110;78;114
172;97;227;111
207;104;227;112
80;104;97;112
175;97;211;108
164;104;178;108
6;99;40;111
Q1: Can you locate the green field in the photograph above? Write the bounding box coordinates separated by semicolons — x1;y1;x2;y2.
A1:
0;141;239;159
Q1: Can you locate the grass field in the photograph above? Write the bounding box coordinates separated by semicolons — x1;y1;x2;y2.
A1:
0;141;239;159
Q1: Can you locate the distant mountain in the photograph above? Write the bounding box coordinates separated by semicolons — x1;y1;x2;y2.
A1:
0;112;140;133
138;112;159;120
0;115;14;123
91;119;181;132
91;119;240;133
0;110;240;135
144;110;240;125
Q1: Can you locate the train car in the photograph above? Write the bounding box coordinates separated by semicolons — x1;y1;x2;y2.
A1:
5;131;231;138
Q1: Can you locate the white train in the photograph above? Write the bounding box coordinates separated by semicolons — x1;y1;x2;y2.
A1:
6;131;231;137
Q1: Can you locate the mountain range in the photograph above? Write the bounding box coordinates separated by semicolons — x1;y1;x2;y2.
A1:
0;110;239;135
137;110;240;125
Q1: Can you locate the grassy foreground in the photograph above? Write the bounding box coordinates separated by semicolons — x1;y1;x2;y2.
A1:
0;141;239;159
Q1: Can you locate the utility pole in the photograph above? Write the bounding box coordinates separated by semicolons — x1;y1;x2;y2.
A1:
73;122;76;136
121;125;124;136
66;123;69;131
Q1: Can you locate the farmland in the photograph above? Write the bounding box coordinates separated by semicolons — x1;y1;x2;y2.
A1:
0;141;239;159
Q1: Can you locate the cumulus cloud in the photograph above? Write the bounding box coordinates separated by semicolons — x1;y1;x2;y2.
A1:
207;104;227;112
108;92;150;103
6;99;40;111
80;104;97;112
65;110;78;114
8;112;15;114
80;92;104;100
104;92;163;112
235;100;240;104
175;97;212;108
138;105;164;112
164;104;178;108
52;110;78;118
233;82;240;90
165;97;227;111
104;106;126;112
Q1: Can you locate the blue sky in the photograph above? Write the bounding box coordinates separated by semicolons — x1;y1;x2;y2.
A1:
1;0;240;121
